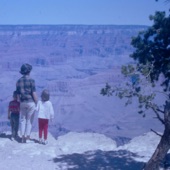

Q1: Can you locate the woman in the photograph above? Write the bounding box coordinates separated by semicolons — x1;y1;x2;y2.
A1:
16;63;38;143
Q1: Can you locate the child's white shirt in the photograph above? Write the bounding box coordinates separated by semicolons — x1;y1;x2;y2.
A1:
36;100;54;120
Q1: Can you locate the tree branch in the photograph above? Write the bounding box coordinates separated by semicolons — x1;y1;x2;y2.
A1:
149;104;165;124
156;108;164;114
150;129;162;137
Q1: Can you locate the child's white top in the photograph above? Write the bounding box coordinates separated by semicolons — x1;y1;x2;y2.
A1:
36;100;54;119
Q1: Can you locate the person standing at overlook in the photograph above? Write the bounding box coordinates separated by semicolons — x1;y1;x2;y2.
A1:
8;91;20;140
36;89;54;145
16;63;38;143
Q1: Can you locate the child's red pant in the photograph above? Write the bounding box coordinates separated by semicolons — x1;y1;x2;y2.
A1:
38;118;49;140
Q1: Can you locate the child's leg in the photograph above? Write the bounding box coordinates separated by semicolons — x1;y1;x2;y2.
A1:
43;119;49;140
14;114;19;137
38;118;43;139
10;115;15;137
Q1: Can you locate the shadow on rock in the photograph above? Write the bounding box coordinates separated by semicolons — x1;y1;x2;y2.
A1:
0;133;11;140
53;150;144;170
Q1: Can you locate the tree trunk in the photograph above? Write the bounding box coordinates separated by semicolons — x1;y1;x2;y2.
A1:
143;101;170;170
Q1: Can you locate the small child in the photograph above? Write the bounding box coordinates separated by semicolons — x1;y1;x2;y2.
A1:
36;89;54;145
8;91;20;140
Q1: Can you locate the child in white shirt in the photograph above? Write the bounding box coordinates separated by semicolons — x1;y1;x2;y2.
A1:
36;89;54;144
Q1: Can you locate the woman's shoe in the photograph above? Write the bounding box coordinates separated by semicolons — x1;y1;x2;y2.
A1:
21;138;26;143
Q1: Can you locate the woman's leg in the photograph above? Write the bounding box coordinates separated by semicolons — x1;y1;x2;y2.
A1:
25;102;35;138
20;103;27;139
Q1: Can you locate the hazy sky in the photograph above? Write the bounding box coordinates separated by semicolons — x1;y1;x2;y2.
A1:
0;0;169;25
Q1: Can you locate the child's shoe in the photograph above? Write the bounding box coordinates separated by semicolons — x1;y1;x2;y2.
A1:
39;138;43;144
43;140;48;145
14;135;20;142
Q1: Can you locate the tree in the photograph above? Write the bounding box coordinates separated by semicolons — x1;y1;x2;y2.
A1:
101;11;170;170
156;0;170;2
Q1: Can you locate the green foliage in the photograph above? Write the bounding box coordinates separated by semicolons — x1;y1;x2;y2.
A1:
101;11;169;118
100;83;114;96
121;65;135;76
155;0;170;2
131;11;170;91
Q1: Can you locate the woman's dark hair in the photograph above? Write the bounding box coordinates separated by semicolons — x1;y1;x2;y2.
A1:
20;63;32;75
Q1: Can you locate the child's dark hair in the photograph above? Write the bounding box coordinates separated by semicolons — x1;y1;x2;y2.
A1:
41;89;50;102
13;91;17;98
